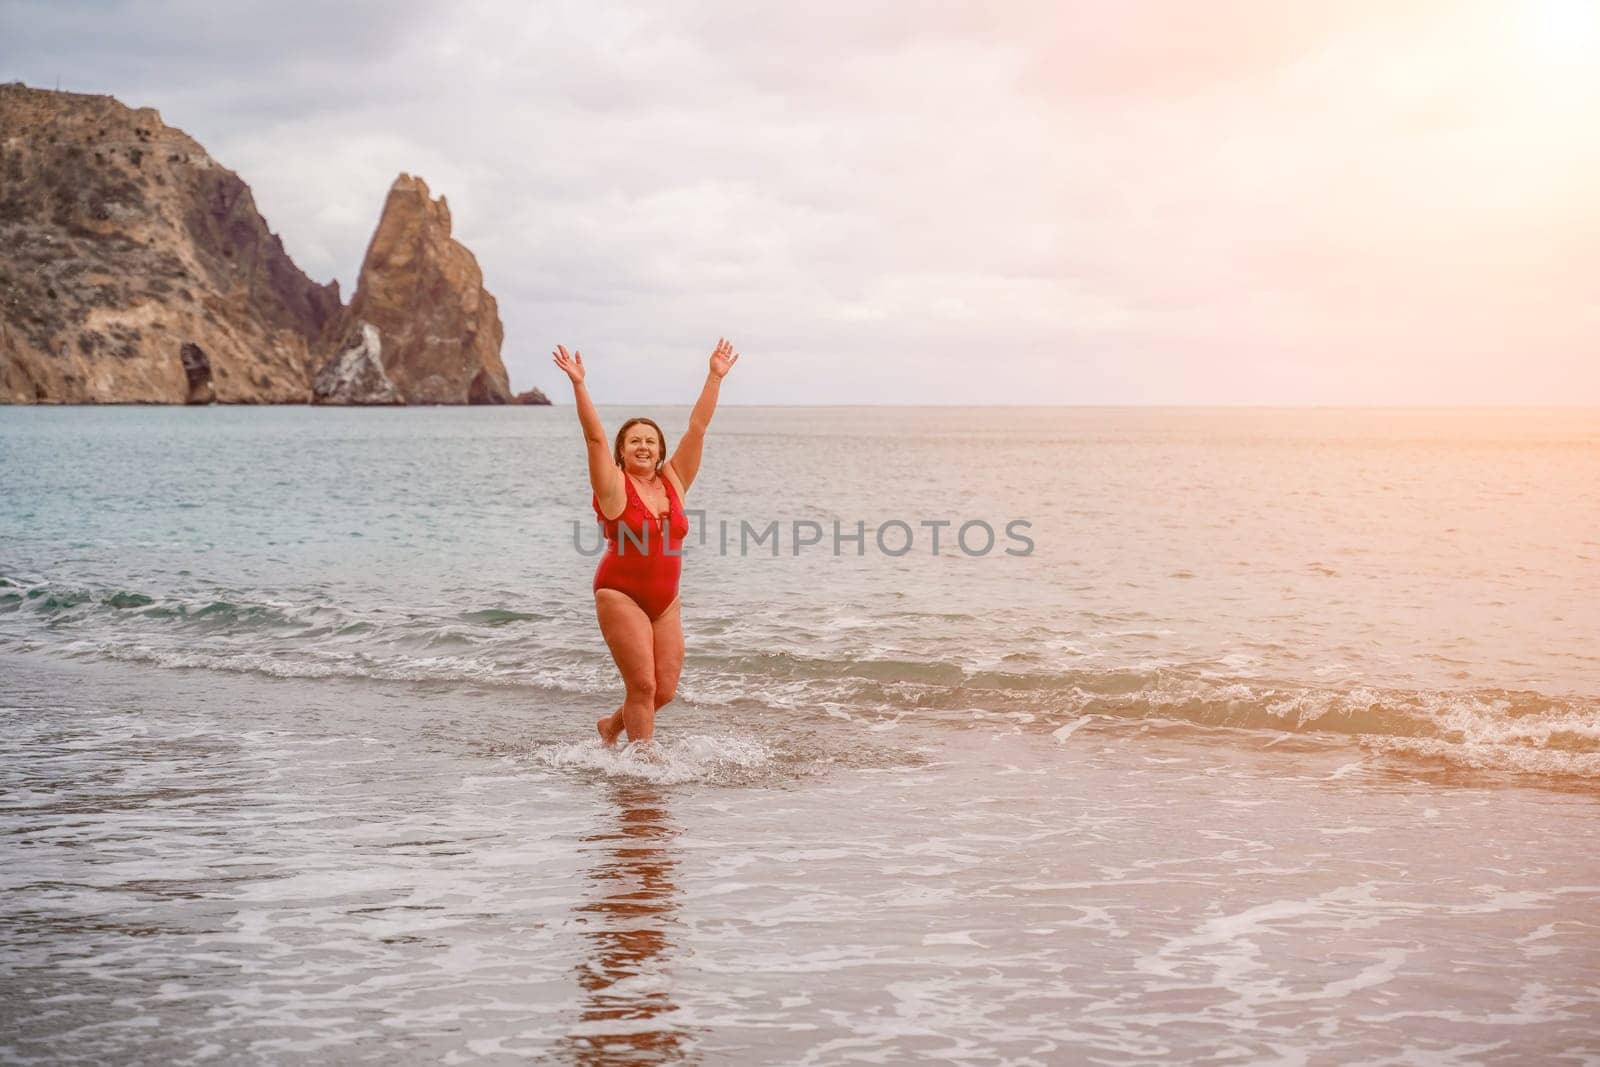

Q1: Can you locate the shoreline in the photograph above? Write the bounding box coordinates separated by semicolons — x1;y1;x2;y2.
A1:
4;647;1598;1061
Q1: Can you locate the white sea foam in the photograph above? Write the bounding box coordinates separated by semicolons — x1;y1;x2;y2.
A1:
532;734;776;785
59;629;1598;783
1360;735;1600;780
1052;715;1096;743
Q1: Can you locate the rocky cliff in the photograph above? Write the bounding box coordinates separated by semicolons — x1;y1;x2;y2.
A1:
0;83;341;402
331;174;512;405
1;85;545;405
312;321;401;405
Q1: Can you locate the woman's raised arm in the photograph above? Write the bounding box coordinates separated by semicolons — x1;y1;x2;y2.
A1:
552;345;625;518
668;338;739;494
665;337;739;495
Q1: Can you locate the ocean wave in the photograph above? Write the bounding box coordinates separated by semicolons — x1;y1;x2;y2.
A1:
0;572;550;640
1027;679;1600;781
1357;735;1600;782
4;570;1596;785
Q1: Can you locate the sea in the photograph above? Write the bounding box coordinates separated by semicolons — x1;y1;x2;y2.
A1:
2;404;1597;1063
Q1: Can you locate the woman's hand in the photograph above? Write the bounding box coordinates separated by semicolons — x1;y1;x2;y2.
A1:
709;337;740;379
552;344;585;386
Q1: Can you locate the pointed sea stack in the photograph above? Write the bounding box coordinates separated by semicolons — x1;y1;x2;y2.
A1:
332;174;512;405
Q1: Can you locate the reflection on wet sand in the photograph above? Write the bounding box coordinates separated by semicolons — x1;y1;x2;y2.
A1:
564;784;691;1064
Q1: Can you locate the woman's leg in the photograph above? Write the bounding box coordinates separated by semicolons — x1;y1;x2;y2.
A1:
594;589;657;742
651;598;683;714
598;699;626;745
599;597;683;742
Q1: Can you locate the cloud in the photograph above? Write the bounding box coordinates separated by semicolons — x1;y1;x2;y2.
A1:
3;0;1596;402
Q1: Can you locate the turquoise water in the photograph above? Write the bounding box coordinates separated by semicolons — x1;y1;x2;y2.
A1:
3;405;1599;1062
4;405;1599;776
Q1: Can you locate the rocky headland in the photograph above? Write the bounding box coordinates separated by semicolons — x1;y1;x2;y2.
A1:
0;83;548;405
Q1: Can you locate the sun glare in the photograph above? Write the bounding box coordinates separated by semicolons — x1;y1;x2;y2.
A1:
1523;0;1600;70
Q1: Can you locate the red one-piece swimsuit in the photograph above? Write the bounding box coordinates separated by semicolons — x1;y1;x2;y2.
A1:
592;471;690;620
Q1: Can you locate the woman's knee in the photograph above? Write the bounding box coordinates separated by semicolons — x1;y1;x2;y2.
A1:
624;673;657;704
652;682;675;710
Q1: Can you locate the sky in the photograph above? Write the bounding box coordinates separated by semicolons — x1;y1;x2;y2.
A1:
3;0;1598;404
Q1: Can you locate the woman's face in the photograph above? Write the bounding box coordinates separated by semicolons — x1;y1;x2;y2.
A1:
621;424;660;474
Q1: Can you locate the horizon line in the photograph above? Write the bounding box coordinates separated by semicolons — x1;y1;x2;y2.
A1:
576;401;1600;410
7;401;1599;411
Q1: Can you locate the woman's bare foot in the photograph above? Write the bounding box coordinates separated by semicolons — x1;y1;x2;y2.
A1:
596;714;624;746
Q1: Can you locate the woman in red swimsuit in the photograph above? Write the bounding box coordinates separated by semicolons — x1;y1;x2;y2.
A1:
552;338;741;747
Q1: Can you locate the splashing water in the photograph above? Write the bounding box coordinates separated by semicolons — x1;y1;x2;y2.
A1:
534;733;778;785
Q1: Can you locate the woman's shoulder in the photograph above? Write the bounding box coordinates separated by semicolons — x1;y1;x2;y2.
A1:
662;461;688;501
